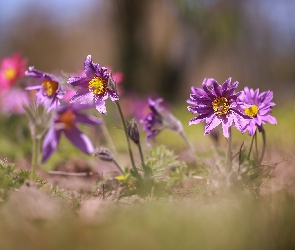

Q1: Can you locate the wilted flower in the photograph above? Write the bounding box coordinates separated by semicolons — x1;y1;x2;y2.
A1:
140;98;183;145
42;104;103;163
68;55;118;114
237;87;277;135
25;67;64;111
187;78;247;138
0;53;27;92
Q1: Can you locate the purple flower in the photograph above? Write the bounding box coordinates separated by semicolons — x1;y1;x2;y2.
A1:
237;87;277;135
187;78;247;138
140;98;183;145
67;55;118;114
42;104;103;163
25;67;64;111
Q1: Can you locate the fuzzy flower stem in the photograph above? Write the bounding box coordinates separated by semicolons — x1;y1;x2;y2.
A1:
30;136;41;180
179;130;195;153
247;132;255;160
225;126;232;173
137;142;146;170
259;128;266;164
113;158;125;175
97;112;118;157
115;101;138;175
254;131;258;162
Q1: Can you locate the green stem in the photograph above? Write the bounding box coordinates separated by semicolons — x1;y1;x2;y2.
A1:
97;113;118;157
259;128;266;164
115;101;138;175
225;127;232;173
113;158;124;175
247;132;255;160
179;130;195;153
30;137;40;181
254;131;258;162
138;142;145;166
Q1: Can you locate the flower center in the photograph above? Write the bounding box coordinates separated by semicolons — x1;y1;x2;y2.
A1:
212;97;230;115
57;109;76;130
4;68;17;80
88;76;107;95
244;105;259;117
42;80;59;97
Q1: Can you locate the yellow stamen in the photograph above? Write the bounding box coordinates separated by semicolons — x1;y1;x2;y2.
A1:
212;97;230;115
4;68;17;80
42;80;59;97
57;109;76;130
244;105;259;117
88;76;107;95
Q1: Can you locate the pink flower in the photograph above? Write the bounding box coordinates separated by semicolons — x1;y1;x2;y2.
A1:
0;88;30;115
0;53;27;92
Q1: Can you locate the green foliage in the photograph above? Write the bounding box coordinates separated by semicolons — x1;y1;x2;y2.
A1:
0;159;29;201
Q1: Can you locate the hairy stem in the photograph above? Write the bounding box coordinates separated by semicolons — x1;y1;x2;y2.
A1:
30;137;40;181
225;127;232;173
97;113;118;157
115;101;138;175
179;130;195;153
247;131;255;160
113;158;125;175
259;128;266;164
138;142;145;166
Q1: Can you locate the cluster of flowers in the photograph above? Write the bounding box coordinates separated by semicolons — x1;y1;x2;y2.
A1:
1;53;277;167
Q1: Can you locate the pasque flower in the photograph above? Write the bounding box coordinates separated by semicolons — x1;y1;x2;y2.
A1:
141;98;183;145
0;52;27;92
68;55;118;114
25;67;64;111
237;87;277;135
187;78;247;138
42;104;103;163
0;88;29;115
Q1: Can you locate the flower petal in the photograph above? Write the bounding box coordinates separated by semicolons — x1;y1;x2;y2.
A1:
204;114;221;135
75;113;103;125
42;128;61;163
70;88;93;104
68;76;89;87
84;55;96;78
64;126;94;154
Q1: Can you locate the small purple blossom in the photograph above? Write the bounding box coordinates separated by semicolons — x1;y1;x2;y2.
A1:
237;87;277;135
187;78;247;138
42;104;103;163
140;98;183;145
25;67;64;111
67;55;119;114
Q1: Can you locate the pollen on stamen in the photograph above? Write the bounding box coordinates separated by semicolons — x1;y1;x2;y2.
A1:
42;80;59;97
244;105;259;117
88;76;107;96
212;97;230;115
57;109;76;130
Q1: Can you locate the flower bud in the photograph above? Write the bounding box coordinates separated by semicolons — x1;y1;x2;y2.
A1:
94;147;114;162
127;118;140;145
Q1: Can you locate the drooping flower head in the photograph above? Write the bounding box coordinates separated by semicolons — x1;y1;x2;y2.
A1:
42;104;103;163
237;87;277;135
187;78;247;138
25;67;64;111
0;52;27;92
68;55;119;114
140;98;183;145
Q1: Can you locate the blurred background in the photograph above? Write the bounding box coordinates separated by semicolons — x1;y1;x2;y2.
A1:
1;0;295;103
